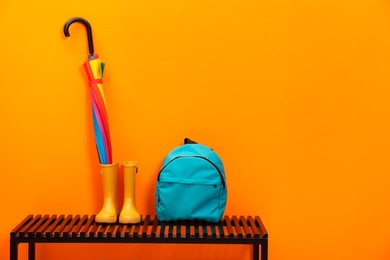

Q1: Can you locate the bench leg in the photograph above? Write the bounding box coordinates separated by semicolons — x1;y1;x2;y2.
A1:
28;242;35;260
253;244;259;260
10;239;18;260
261;241;268;260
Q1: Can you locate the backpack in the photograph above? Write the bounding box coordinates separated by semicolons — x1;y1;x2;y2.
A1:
156;138;227;222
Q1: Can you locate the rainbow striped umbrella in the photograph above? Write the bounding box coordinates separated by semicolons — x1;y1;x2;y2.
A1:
84;55;112;164
64;18;112;164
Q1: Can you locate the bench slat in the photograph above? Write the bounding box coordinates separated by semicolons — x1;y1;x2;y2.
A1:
80;215;95;237
142;215;151;237
240;215;252;238
45;215;65;236
63;215;80;236
110;224;119;237
255;216;268;238
11;215;34;236
120;224;128;237
55;215;72;237
247;216;260;238
72;215;88;236
37;215;57;236
89;221;102;237
168;222;174;238
28;215;49;237
232;216;243;238
19;215;42;236
224;216;235;237
99;224;111;237
217;221;225;238
151;217;159;238
133;221;141;237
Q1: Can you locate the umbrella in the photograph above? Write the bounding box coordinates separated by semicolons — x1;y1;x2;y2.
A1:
64;17;112;164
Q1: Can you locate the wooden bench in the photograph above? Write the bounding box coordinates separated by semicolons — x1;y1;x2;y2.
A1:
10;214;268;260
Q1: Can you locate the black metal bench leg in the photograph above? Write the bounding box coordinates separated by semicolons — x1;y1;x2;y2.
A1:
261;241;268;260
28;242;35;260
253;244;259;260
10;239;18;260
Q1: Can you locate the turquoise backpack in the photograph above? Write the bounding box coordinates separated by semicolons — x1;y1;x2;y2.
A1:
156;138;227;222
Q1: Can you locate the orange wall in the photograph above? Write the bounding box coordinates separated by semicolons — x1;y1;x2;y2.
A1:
1;0;390;259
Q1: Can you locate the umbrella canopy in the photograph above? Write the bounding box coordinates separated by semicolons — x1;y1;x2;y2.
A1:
64;18;112;165
84;55;112;164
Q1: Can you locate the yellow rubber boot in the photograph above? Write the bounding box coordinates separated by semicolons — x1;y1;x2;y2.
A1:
119;161;141;224
95;162;118;223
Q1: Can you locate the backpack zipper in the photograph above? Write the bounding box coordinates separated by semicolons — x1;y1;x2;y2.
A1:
158;156;226;188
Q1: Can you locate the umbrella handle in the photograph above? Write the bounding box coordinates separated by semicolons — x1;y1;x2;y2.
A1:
64;17;95;56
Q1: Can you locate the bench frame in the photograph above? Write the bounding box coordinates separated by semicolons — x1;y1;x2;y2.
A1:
10;214;268;260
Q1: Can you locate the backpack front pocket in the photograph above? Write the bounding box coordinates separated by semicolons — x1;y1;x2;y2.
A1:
156;180;223;222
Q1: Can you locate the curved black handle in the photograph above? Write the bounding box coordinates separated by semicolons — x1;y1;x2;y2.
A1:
63;17;94;56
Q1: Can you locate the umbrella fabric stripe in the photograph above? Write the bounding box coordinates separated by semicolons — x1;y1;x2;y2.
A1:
88;57;101;78
90;59;100;78
94;81;112;162
92;109;111;164
91;95;111;164
90;84;109;134
90;90;111;164
90;85;112;162
92;109;106;164
91;99;108;164
92;108;107;164
97;84;107;105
